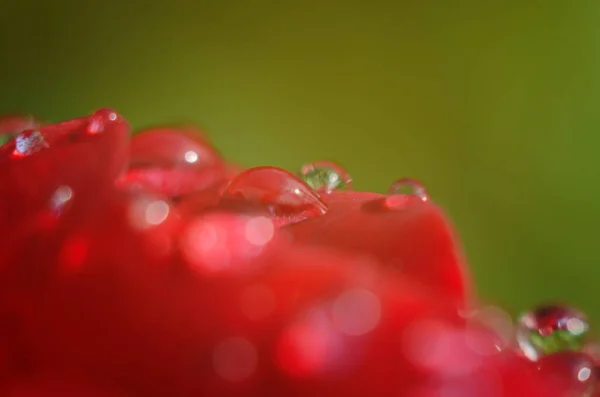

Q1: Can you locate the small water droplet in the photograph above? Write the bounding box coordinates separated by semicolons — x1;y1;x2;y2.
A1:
87;109;119;134
388;178;429;201
300;161;352;194
221;166;328;226
516;304;589;361
537;352;596;397
12;130;49;157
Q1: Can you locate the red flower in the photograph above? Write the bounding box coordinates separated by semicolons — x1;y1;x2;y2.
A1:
0;110;594;396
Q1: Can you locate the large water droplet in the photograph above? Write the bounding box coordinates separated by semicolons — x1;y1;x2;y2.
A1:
537;352;596;397
119;127;225;197
517;304;589;361
221;166;328;226
388;178;429;201
300;161;352;194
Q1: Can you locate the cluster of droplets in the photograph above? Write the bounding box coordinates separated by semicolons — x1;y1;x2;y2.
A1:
515;304;597;396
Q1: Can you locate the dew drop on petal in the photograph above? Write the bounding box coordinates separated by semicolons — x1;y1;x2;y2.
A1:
221;166;328;226
516;304;589;361
388;178;429;201
87;109;119;134
213;337;258;382
12;130;49;157
300;161;352;194
120;128;225;197
537;352;597;397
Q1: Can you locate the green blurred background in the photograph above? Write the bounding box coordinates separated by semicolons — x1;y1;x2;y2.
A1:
1;1;599;320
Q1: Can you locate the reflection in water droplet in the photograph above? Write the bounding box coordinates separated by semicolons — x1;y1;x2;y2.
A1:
300;161;352;194
221;166;328;226
516;304;589;361
388;178;429;201
13;130;48;157
213;337;258;382
332;289;381;336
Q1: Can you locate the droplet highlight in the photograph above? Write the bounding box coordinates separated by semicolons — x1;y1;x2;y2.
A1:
516;304;589;361
388;178;429;201
119;127;225;197
300;161;352;194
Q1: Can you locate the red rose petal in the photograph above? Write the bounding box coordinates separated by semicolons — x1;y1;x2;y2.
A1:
0;110;129;225
287;191;470;304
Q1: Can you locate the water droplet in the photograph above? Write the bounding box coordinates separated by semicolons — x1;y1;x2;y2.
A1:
120;127;225;197
537;352;596;397
388;178;429;201
12;130;49;157
221;166;328;226
300;161;352;194
517;304;589;361
87;109;119;134
213;337;258;382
